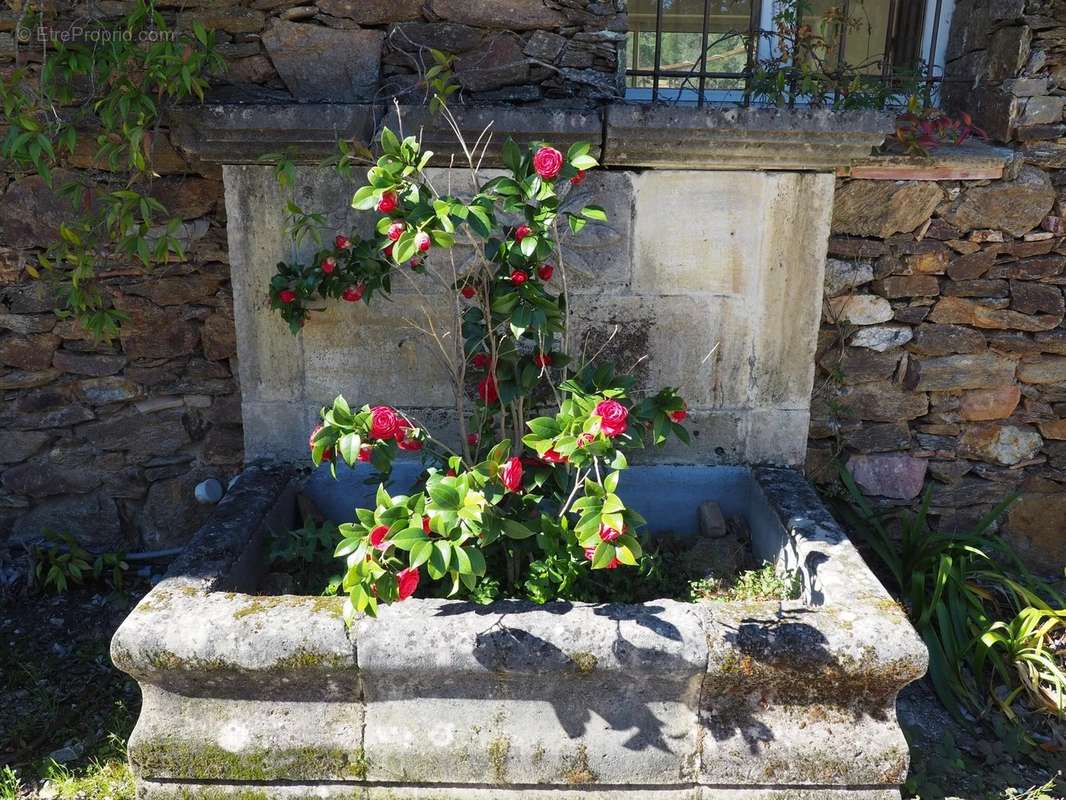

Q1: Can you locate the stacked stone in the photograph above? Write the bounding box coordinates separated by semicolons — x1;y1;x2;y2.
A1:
808;167;1066;571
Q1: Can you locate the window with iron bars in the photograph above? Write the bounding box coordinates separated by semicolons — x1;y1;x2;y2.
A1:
625;0;956;107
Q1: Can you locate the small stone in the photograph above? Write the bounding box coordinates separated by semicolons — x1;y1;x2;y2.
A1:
698;502;727;539
942;279;1008;298
992;255;1065;280
904;352;1017;392
906;250;951;275
943;165;1055;238
262;21;383;102
821;348;901;384
929;296;1062;332
0;313;56;334
79;409;191;456
825;294;894;325
849;324;913;352
959;385;1022;421
1017;96;1064;126
11;492;123;551
1034;331;1066;354
846;454;928;501
959;424;1043;466
823;258;874;297
455;35;529;92
946;249;996;280
524;30;567;61
177;7;265;33
318;0;422;24
827;238;888;259
874;275;940;298
970;229;1005;243
1037;418;1066;440
428;0;566;30
835;381;929;422
0;431;50;464
77;377;143;405
1018;356;1066;384
832;181;944;239
1005;492;1066;573
841;422;912;453
140;469;219;549
52;349;127;376
1011;281;1064;316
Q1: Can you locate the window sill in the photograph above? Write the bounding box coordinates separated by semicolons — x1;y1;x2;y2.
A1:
836;141;1016;181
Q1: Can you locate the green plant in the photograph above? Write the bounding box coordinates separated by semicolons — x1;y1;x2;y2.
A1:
30;531;129;593
1;1;224;338
267;518;342;596
895;95;988;155
838;469;1065;737
0;766;22;800
724;563;802;602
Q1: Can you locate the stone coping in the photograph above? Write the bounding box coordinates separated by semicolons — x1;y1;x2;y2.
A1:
168;102;892;171
838;140;1018;181
111;465;926;799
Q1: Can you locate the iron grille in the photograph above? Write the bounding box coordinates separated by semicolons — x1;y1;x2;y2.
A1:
625;0;951;106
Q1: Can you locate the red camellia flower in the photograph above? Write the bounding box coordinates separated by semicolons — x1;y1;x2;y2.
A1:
383;243;394;259
377;191;398;214
514;224;532;242
342;284;365;302
599;523;621;542
670;402;688;423
534;352;551;368
321;257;336;274
396;567;420;600
308;425;333;460
584;546;597;561
370;405;401;440
409;258;422;270
570;169;587;186
594;399;629;438
414;231;431;252
387;221;405;241
279;289;296;304
471;352;491;370
467;433;479;446
605;557;621;570
422;515;432;535
532;146;563;180
542;448;567;464
358;444;373;462
499;456;523;492
511;269;527;285
461;284;477;299
369;525;389;549
446;468;457;477
577;432;595;448
478;375;498;404
395;424;423;451
335;234;351;250
537;263;554;281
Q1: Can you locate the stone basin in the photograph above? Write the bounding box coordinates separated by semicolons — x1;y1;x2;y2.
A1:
111;464;926;800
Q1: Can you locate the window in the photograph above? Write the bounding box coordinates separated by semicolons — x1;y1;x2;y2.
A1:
624;0;956;105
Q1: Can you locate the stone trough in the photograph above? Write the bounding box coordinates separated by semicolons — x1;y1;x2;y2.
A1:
111;462;926;800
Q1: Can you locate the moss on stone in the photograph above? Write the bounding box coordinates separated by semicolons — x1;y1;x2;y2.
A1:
131;738;367;781
569;651;597;675
560;743;598;784
487;736;510;784
231;594;343;620
270;647;349;671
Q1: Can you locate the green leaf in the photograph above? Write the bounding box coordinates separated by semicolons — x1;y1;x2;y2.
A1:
352;185;378;210
501;519;535;539
380;127;400;155
429;481;462;510
390;527;428;551
580;205;607;222
571;154;598;170
338;432;362;465
410;539;433;568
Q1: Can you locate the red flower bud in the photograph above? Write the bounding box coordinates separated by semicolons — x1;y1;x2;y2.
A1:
537;263;554;281
414;231;431;252
358;444;373;462
499;456;523;492
377;191;398;214
308;425;334;461
532;146;563;180
584;546;597;561
446;468;457;477
422;515;432;535
321;257;336;274
514;224;532;242
383;243;394;259
534;352;551;368
594;399;629;438
570;170;586;186
279;289;296;304
335;234;351;250
670;403;688;422
409;258;422;270
478;375;498;405
387;221;405;241
369;525;389;549
461;284;477;299
370;405;400;440
605;557;621;570
599;523;621;543
471;352;490;370
511;269;528;285
342;284;365;302
577;432;595;448
395;424;423;451
397;566;420;600
467;433;479;446
542;447;567;464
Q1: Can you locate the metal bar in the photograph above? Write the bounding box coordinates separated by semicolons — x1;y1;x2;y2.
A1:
652;0;665;102
743;0;762;106
925;0;944;104
882;0;899;80
698;0;712;107
834;0;851;106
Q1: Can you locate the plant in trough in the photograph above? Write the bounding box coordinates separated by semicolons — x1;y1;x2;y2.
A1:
270;104;690;618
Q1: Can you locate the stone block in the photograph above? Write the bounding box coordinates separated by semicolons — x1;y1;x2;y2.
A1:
842;422;912;453
454;35;529;92
959;385;1022;421
1017;96;1064;126
904;352;1017;392
1011;281;1064;316
52;349;127;376
428;0;566;29
12;492;123;550
942;165;1055;237
874;275;940;298
824;258;874;297
0;333;59;371
929;296;1062;332
261;21;383;102
319;0;423;24
849;324;912;352
1018;356;1066;384
834;382;929;422
846;453;927;500
79;409;191;456
1006;492;1066;574
825;295;894;325
908;323;986;356
959;424;1043;466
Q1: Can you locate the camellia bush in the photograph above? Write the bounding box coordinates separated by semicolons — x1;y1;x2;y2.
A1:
269;113;690;619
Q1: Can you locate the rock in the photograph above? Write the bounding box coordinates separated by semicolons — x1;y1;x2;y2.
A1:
387;22;485;54
874;275;939;298
455;35;529;92
698;502;727;539
987;331;1040;354
202;425;244;465
3;386;95;429
904;352;1017;391
318;0;422;24
0;333;60;370
991;255;1065;280
841;422;912;452
0;431;50;464
908;323;986;356
429;0;566;30
141;468;220;549
959;385;1022;421
825;294;894;325
827;238;888;259
945;249;996;280
1037;418;1066;440
1018;356;1066;384
201;311;237;361
123;274;223;307
835;381;929;422
114;299;200;360
1035;331;1066;354
905;249;950;275
942;279;1008;298
177;7;265;33
2;454;103;497
1;282;57;314
927;460;972;484
1005;492;1066;574
823;258;874;297
148;178;222;220
932;477;1010;508
849;324;913;352
262;21;383;102
1010;281;1064;316
52;349;127;376
986;25;1032;81
12;492;124;551
943;166;1055;237
227;55;278;85
928;296;1062;331
76;377;143;405
821;348;901;384
524;30;568;61
0;313;56;334
79;409;191;456
1017;96;1064;126
832;181;943;238
846;453;928;501
958;424;1043;466
0;172;81;249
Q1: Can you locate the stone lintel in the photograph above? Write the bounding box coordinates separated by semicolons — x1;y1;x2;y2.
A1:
839;141;1018;181
170;102;893;171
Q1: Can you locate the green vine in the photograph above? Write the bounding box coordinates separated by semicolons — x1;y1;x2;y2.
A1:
0;1;224;339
